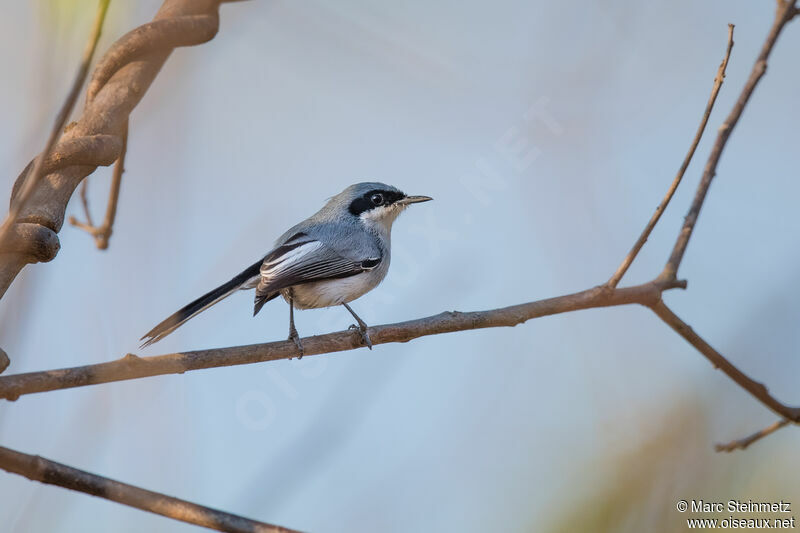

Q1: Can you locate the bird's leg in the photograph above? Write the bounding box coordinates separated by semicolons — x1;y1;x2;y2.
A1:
287;289;304;358
342;302;372;350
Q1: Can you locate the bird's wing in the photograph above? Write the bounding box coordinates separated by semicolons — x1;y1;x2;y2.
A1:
253;232;380;314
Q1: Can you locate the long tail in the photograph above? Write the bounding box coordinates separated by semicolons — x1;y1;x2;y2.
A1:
140;259;266;348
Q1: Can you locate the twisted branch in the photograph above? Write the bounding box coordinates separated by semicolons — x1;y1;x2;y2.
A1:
0;445;301;533
0;0;232;300
0;0;111;257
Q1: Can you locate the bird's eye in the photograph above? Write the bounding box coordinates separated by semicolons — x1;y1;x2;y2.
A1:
370;193;384;206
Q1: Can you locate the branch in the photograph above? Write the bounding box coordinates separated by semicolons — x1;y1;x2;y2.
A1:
643;1;800;451
10;135;122;201
0;0;111;254
715;419;790;452
0;279;686;401
607;24;734;288
660;1;799;281
0;445;301;533
0;0;234;300
650;300;800;422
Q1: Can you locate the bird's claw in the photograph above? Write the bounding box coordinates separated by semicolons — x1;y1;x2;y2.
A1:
349;323;372;350
288;329;304;359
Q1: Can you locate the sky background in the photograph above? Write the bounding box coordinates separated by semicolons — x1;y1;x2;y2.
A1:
1;1;800;532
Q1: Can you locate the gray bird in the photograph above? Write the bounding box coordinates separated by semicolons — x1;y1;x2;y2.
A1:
140;182;432;354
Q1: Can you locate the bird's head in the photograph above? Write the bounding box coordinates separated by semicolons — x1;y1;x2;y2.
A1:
339;182;432;232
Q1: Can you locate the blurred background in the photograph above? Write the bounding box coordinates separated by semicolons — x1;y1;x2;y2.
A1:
1;1;799;531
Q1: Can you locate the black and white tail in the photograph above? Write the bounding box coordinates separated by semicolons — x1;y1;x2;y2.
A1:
140;259;265;348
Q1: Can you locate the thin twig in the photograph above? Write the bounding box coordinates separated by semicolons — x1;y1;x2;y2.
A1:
97;128;126;248
79;181;95;228
0;0;111;250
68;122;128;249
0;278;686;401
0;445;301;533
660;1;799;281
715;419;791;452
649;300;800;423
607;24;734;288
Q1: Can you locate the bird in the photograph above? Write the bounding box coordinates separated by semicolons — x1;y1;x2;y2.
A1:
140;182;432;355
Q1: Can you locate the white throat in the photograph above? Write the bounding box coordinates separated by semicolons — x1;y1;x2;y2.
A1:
359;204;405;235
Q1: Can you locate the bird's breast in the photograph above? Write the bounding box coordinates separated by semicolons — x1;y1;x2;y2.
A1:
282;267;387;309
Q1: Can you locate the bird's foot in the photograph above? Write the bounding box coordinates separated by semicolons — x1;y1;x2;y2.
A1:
348;323;373;350
288;328;304;359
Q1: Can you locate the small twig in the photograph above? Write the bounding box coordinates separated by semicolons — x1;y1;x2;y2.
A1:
98;129;126;248
715;419;791;452
661;1;799;281
607;24;734;288
0;278;687;401
79;181;95;228
68;123;128;249
0;0;111;250
0;445;301;533
649;300;800;423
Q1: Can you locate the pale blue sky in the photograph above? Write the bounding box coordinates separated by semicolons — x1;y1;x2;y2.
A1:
1;1;799;532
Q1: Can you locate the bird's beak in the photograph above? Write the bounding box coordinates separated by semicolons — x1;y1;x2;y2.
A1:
398;195;433;205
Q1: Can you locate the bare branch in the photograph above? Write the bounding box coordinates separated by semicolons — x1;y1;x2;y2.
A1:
0;279;687;401
605;9;800;452
660;1;799;281
649;300;800;422
0;0;111;252
0;445;301;533
68;122;128;249
607;24;734;288
715;419;791;452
